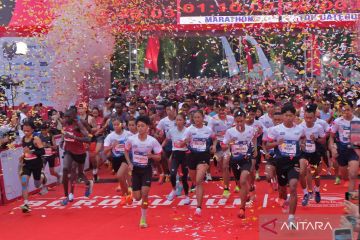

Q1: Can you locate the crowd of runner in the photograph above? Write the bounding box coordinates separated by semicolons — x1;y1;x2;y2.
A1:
1;77;360;229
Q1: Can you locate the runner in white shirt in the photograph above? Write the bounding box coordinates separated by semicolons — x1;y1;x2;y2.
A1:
258;100;275;129
156;102;177;184
185;110;216;216
262;111;283;192
208;101;234;198
163;113;190;204
266;103;305;227
104;117;132;204
299;104;326;206
329;101;360;193
125;116;162;228
245;104;264;194
315;112;333;176
223;109;257;219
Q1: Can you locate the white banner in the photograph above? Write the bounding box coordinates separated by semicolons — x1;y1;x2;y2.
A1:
282;13;359;23
179;15;279;25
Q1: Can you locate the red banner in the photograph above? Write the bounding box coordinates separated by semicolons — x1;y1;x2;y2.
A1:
145;37;160;73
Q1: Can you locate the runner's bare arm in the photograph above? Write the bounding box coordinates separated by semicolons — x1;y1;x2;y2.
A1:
33;136;45;157
265;138;283;150
148;152;161;162
75;121;92;143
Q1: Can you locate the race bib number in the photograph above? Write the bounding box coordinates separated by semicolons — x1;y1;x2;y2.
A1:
44;148;53;156
133;151;149;166
231;141;248;157
24;152;37;160
305;140;316;153
279;140;297;156
343;126;350;142
173;140;184;149
190;138;207;151
114;144;125;154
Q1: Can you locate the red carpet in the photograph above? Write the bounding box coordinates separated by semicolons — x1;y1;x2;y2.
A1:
0;166;347;240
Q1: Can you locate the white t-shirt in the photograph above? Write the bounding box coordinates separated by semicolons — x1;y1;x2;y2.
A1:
267;123;305;157
104;130;132;157
125;135;162;167
223;125;256;158
315;118;330;133
166;126;188;151
331;116;360;144
300;122;326;153
185;125;214;153
156;116;176;134
208;114;234;141
259;113;274;129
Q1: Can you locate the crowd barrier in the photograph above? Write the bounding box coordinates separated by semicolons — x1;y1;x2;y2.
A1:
0;135;89;204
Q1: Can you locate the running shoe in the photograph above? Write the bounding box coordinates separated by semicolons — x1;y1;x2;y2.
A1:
194;207;202;216
315;192;321;203
139;218;148;228
222;189;230;198
255;171;260;181
334;176;341;185
39;186;48;195
85;180;94;197
20;204;31;213
183;196;191;205
302;193;309;206
206;173;212;181
69;193;74;202
61;197;69;206
237;208;245;219
234;186;240;193
167;190;177;201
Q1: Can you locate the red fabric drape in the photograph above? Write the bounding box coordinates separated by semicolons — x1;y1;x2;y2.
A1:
144;36;160;73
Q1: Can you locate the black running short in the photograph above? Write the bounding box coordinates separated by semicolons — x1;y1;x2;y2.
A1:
230;158;252;180
66;152;87;164
336;144;359;167
132;166;152;191
43;155;56;168
21;159;43;180
275;157;300;187
112;155;127;172
301;152;321;166
188;152;210;170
